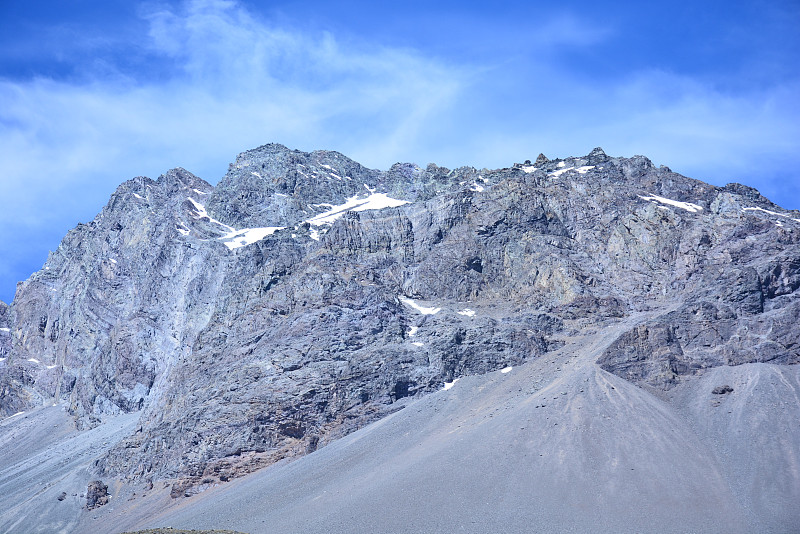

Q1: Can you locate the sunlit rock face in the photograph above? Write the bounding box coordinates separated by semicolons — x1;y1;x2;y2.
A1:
2;143;798;495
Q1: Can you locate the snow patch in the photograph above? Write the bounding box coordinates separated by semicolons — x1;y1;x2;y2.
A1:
193;189;208;195
408;326;418;337
306;193;409;226
557;161;566;167
639;194;703;213
220;227;284;250
109;258;117;264
470;182;485;192
309;228;321;241
9;412;24;418
0;327;10;332
743;207;800;222
177;225;190;236
521;166;536;173
46;364;57;369
0;357;6;362
443;378;460;391
28;358;40;364
320;164;333;170
399;296;441;315
549;165;595;177
411;341;424;347
132;193;144;200
189;199;283;248
500;366;513;374
550;167;573;177
187;198;236;232
251;171;263;178
457;309;476;317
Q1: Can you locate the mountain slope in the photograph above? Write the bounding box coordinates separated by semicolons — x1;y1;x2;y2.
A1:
99;310;800;534
0;144;798;532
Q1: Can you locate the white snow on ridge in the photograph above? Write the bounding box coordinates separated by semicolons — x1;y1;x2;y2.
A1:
187;198;236;232
743;207;800;223
306;193;409;226
220;227;285;250
10;411;24;418
186;197;287;249
550;165;595;178
443;378;460;391
399;296;441;315
500;366;513;374
521;166;537;173
193;189;208;195
550;167;574;177
458;309;476;317
639;194;703;213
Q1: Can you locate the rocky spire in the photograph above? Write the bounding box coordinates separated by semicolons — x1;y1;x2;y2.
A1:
587;147;609;164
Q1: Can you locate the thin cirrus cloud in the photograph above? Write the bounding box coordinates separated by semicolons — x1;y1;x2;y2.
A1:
0;0;798;303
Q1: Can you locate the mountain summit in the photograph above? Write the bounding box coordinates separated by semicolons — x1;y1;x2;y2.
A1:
1;144;799;533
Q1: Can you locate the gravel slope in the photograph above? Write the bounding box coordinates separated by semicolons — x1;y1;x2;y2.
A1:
3;311;798;533
109;312;800;534
0;407;139;534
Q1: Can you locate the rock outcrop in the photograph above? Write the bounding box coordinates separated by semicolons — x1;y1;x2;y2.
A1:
1;143;798;496
86;480;109;509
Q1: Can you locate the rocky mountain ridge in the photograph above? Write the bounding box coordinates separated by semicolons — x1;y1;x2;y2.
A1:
1;143;798;501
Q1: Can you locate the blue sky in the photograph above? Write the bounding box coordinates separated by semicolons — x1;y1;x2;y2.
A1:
1;0;798;303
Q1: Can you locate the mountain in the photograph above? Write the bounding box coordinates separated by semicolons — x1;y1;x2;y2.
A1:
0;144;798;533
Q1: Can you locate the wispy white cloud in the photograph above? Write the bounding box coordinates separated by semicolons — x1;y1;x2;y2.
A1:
0;0;470;300
0;0;466;220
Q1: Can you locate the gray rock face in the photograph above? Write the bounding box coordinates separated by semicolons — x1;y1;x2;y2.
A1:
0;299;36;418
0;301;9;361
2;143;798;496
86;480;109;509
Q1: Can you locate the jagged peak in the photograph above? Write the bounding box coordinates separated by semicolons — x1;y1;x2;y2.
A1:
156;168;212;197
158;167;203;184
535;153;549;165
240;142;294;157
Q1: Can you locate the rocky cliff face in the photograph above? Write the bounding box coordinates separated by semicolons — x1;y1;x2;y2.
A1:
1;144;798;495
